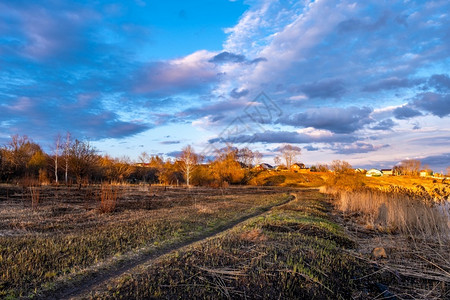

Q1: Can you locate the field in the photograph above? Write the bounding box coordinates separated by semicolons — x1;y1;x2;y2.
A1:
0;178;449;299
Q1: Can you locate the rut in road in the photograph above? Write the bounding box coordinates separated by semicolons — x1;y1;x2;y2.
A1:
41;193;297;300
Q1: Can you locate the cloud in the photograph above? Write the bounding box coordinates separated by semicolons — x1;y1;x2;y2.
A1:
0;95;151;142
413;92;450;117
371;119;396;131
299;79;346;99
428;74;450;92
421;153;450;170
230;88;249;99
209;51;246;64
363;77;424;92
332;142;389;154
304;145;319;151
279;106;373;134
393;105;422;120
180;99;248;121
133;50;218;95
273;144;302;152
166;150;182;158
208;51;266;65
208;130;357;145
160;140;181;145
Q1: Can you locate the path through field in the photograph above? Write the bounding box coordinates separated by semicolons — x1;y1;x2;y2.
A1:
43;193;297;300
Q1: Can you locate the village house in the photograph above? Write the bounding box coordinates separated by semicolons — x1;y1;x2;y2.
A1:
381;169;393;176
366;169;383;177
290;163;307;172
254;163;274;171
420;170;433;177
275;165;288;171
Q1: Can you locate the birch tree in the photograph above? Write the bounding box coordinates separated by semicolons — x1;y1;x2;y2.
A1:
52;134;61;183
64;132;71;184
179;145;199;186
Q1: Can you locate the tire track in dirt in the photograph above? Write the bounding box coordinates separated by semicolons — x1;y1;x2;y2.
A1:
39;193;298;300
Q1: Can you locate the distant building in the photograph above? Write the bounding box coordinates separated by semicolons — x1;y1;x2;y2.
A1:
275;165;288;171
366;169;383;177
420;170;433;177
381;169;393;176
290;162;307;172
135;163;151;168
355;168;366;173
254;163;274;171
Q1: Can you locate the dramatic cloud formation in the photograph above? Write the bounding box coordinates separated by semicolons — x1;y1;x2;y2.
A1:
0;0;449;170
279;107;373;134
393;105;422;120
413;92;450;118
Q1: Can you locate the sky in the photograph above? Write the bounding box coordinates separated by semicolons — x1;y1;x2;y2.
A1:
1;0;449;171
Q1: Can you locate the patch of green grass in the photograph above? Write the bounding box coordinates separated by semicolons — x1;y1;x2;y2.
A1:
88;190;365;299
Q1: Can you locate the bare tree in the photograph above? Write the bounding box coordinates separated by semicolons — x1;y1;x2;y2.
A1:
399;159;421;176
447;166;450;176
330;160;353;174
279;144;301;169
237;147;255;168
64;132;71;184
254;151;263;165
179;145;199;186
274;156;281;166
68;139;98;188
52;134;61;183
138;151;151;164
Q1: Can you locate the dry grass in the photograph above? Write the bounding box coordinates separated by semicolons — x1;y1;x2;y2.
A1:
29;186;40;210
99;185;119;213
336;189;449;240
0;185;293;298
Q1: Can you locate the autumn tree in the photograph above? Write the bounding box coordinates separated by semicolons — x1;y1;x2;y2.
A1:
279;144;301;169
330;160;353;174
210;147;245;185
160;159;183;185
2;135;46;179
399;159;421;176
179;145;200;186
68;139;98;187
235;147;263;168
100;155;134;183
136;152;165;183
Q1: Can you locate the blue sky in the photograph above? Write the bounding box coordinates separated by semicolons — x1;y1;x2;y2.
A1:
1;0;449;171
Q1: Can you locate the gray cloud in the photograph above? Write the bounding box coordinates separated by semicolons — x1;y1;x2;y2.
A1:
363;77;424;92
421;153;450;170
413;92;450;117
208;130;357;145
160;140;181;145
332;142;389;154
209;51;266;65
371;118;396;131
393;105;422;120
230;88;249;99
299;79;346;99
428;74;450;92
279;106;373;134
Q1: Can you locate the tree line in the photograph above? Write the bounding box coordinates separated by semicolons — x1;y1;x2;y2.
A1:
0;134;303;187
1;134;444;187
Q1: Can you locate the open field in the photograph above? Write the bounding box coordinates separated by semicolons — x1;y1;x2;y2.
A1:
0;185;294;298
1;177;449;299
84;190;367;299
